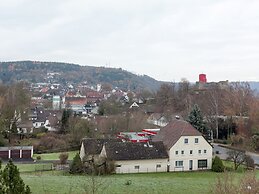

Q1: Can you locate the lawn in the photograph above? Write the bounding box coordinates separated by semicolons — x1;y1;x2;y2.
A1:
33;151;79;161
1;163;53;173
21;171;249;194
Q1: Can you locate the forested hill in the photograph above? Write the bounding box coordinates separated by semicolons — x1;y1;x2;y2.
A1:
0;61;162;91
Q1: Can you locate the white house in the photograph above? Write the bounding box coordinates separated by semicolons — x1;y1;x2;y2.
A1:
153;119;213;172
147;113;169;127
100;141;168;174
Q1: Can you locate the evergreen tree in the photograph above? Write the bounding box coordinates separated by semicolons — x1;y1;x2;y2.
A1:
0;160;31;194
61;109;71;133
212;156;224;172
70;153;84;174
188;104;207;134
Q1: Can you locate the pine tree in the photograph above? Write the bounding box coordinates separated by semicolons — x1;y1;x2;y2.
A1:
61;109;71;133
188;104;207;134
70;153;84;174
212;156;224;172
0;160;31;194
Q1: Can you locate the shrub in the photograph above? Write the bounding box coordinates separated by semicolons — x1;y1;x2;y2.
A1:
230;135;244;147
211;172;259;194
212;156;224;172
59;153;69;165
0;135;6;146
93;158;115;175
244;155;255;169
33;133;69;153
36;156;41;160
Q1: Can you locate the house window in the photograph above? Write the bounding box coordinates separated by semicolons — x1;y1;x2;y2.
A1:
181;150;184;155
156;164;161;168
175;151;178;155
198;150;201;154
134;165;140;169
198;160;208;168
184;138;188;144
195;138;199;143
190;150;193;155
116;165;121;167
204;150;207;154
175;161;183;167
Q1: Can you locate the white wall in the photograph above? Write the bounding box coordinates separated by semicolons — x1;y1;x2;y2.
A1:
79;143;85;161
168;136;213;172
114;159;168;174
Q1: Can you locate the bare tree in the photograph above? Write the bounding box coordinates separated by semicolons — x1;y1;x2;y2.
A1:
205;84;224;140
227;149;246;170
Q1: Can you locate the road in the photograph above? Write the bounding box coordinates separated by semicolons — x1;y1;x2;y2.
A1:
213;144;259;165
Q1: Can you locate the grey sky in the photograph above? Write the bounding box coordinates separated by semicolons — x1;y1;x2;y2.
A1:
0;0;259;82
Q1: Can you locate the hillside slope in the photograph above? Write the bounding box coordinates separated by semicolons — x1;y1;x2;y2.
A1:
0;61;162;91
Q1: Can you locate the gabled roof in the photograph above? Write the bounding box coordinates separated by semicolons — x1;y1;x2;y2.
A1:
81;138;120;156
104;141;168;161
152;119;202;149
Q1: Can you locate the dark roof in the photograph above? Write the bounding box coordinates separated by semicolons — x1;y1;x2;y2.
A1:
104;141;168;161
152;119;202;149
81;138;120;155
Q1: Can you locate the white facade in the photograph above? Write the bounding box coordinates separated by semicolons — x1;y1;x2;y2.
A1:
147;116;168;127
114;159;168;174
168;136;212;172
52;95;61;110
80;142;86;160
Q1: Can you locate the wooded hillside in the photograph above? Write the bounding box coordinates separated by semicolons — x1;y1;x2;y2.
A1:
0;61;162;91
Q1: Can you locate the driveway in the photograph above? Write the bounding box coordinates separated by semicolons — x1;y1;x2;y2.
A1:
213;143;259;165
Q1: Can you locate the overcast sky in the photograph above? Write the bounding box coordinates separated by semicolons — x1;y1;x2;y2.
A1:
1;0;259;82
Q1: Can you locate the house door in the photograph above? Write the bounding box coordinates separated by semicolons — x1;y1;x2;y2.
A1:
189;160;193;170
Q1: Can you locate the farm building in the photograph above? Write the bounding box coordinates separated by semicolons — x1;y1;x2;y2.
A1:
100;141;168;173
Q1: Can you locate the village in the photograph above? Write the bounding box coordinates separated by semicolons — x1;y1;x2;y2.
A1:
0;71;259;193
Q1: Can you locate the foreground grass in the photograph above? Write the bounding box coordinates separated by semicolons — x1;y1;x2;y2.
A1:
21;171;249;194
33;151;78;161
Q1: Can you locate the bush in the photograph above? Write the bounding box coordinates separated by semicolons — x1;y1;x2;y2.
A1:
33;133;69;153
212;156;224;172
0;135;6;146
230;135;244;147
211;172;259;194
244;155;255;169
36;156;41;160
92;158;115;175
59;153;69;165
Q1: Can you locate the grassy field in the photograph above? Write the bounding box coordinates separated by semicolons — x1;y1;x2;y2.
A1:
33;151;79;161
11;156;253;194
20;170;254;194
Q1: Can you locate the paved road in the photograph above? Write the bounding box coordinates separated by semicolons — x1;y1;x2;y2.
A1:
213;144;259;165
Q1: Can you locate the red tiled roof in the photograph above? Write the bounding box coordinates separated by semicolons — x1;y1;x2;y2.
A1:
153;119;202;149
65;97;87;105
